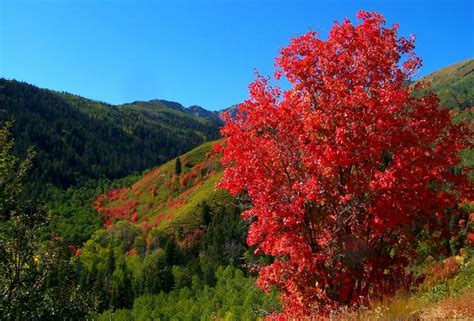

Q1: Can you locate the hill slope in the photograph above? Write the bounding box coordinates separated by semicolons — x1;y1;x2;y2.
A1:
416;59;473;168
0;79;221;189
419;58;473;111
93;140;232;232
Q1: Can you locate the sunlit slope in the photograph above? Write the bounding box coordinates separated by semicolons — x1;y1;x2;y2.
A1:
415;59;473;169
94;140;232;231
421;58;473;111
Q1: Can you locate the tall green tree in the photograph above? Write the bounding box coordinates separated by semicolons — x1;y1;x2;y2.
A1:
0;121;47;318
200;201;211;227
0;122;93;320
175;156;182;176
110;261;132;310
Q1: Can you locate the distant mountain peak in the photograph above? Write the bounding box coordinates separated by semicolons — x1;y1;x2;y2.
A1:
139;99;223;124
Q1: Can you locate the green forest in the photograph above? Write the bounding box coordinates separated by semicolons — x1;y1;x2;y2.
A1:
0;79;221;191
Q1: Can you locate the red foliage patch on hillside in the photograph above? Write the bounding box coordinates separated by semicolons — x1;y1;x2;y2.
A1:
91;141;222;231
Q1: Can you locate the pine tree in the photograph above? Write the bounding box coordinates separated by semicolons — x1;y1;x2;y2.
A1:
175;156;182;176
200;201;211;227
110;261;132;309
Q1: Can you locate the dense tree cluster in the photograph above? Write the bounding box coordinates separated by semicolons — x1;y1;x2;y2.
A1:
73;202;278;317
98;265;279;320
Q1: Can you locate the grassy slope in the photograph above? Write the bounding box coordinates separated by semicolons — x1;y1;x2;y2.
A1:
94;140;232;232
420;58;473;111
333;255;474;320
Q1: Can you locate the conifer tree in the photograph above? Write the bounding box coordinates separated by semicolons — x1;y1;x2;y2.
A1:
200;201;211;227
175;156;182;176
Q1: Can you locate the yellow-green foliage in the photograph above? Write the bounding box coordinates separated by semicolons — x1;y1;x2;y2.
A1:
419;58;474;111
96;265;280;321
95;140;231;231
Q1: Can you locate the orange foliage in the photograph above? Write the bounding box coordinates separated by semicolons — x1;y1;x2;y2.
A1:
424;257;461;288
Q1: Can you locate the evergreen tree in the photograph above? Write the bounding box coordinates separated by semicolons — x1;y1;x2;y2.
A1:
164;238;183;266
110;261;132;310
200;201;211;227
175;156;182;176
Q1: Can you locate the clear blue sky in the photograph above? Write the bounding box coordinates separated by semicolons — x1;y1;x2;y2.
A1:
1;0;472;110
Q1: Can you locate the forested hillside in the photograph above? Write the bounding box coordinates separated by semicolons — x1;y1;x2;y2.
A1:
52;141;280;319
0;79;221;190
46;141;231;246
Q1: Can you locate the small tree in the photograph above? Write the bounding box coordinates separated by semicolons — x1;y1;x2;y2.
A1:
218;11;472;317
200;201;211;227
175;156;182;176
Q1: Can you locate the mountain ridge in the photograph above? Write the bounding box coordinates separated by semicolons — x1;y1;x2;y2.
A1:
0;78;222;189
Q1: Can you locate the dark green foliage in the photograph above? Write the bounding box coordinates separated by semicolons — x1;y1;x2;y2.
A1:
164;237;184;266
0;122;36;220
175;156;182;176
141;250;174;294
0;123;93;320
97;266;280;321
200;205;247;285
44;173;143;246
200;201;211;227
0;79;220;189
0;122;47;318
110;261;133;310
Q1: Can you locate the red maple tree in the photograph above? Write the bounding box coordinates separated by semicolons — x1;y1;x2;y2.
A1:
218;11;472;317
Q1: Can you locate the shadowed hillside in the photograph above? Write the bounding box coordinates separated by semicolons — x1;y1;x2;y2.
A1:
0;79;221;190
